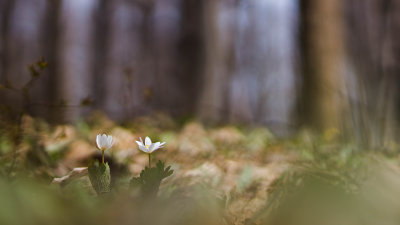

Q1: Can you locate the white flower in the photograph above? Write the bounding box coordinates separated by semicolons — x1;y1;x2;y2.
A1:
96;134;115;151
136;136;165;153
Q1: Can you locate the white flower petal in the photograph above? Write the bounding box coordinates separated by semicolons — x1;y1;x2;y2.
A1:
100;135;106;149
108;136;114;148
152;143;165;153
96;134;114;150
159;142;165;148
136;137;166;154
153;142;161;149
99;134;105;147
136;141;144;147
139;145;149;153
96;134;101;149
145;136;152;146
147;143;155;152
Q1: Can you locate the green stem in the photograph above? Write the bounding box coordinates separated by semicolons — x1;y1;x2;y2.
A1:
102;151;105;164
148;153;151;167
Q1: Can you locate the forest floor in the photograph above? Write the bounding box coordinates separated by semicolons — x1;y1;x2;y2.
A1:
2;113;400;225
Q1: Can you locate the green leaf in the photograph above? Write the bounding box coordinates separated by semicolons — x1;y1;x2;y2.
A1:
88;161;111;195
130;160;173;197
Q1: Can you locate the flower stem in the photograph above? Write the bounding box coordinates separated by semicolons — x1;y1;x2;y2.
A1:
102;151;105;164
148;153;151;167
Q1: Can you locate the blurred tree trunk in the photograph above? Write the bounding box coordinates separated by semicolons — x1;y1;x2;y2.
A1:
138;0;156;109
0;0;48;117
91;0;110;111
176;0;204;115
43;0;62;122
347;0;400;148
197;0;231;123
298;0;345;131
101;0;137;119
57;0;95;121
0;0;15;83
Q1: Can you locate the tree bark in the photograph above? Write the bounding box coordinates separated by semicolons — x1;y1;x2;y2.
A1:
91;0;110;111
197;0;231;123
176;0;204;115
0;0;15;83
298;0;345;131
43;0;62;122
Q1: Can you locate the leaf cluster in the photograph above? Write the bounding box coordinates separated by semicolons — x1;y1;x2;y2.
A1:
130;160;173;197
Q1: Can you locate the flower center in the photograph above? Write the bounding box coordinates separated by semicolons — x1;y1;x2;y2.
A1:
145;145;150;149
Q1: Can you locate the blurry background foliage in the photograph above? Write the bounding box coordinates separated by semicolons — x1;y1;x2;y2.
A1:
1;0;400;148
